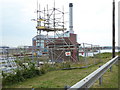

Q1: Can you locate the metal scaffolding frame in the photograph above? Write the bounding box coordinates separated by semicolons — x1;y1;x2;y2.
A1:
33;1;79;62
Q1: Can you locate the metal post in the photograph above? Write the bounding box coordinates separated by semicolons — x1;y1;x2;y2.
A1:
110;66;112;72
99;77;102;85
111;0;115;72
99;66;102;85
64;85;70;90
112;0;115;58
83;43;86;65
98;45;102;62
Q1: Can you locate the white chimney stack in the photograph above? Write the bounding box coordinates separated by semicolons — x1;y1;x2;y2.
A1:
69;3;74;34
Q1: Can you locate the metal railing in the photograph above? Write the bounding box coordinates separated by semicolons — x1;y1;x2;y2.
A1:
68;55;118;89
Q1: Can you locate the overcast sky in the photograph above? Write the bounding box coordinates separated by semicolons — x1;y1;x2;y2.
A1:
0;0;120;47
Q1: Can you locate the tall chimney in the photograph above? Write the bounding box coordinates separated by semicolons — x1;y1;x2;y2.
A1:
69;3;74;34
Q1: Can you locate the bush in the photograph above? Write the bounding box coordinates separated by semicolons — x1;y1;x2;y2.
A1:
2;62;41;86
2;61;72;86
40;63;50;74
61;62;71;68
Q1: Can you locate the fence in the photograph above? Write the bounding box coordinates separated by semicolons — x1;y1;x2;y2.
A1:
68;55;118;89
79;43;101;67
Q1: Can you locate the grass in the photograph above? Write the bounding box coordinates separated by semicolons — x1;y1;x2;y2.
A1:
3;52;119;88
4;62;105;88
91;64;118;88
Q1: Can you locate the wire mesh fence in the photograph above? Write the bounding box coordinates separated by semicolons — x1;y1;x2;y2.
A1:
76;43;102;67
0;43;102;73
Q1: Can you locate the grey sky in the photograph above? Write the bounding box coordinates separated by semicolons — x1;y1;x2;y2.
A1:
1;0;119;47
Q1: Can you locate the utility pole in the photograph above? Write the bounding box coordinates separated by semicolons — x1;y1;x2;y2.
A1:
111;0;115;72
112;0;115;58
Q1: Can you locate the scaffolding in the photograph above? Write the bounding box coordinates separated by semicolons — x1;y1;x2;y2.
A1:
33;1;79;62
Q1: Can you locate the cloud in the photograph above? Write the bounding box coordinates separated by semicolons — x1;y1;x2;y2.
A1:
1;0;119;47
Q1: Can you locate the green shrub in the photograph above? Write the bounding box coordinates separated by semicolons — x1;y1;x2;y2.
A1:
15;69;25;82
2;62;41;86
61;62;71;68
40;67;46;74
40;63;50;74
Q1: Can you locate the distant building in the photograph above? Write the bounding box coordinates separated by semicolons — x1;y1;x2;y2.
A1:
32;31;80;61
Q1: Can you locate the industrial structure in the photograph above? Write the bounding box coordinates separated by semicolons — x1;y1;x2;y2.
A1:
32;2;80;62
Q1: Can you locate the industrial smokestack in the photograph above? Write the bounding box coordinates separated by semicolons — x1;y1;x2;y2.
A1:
69;3;74;34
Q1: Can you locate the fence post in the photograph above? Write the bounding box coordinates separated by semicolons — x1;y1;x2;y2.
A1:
64;85;70;90
110;67;112;72
99;66;102;85
32;88;34;90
